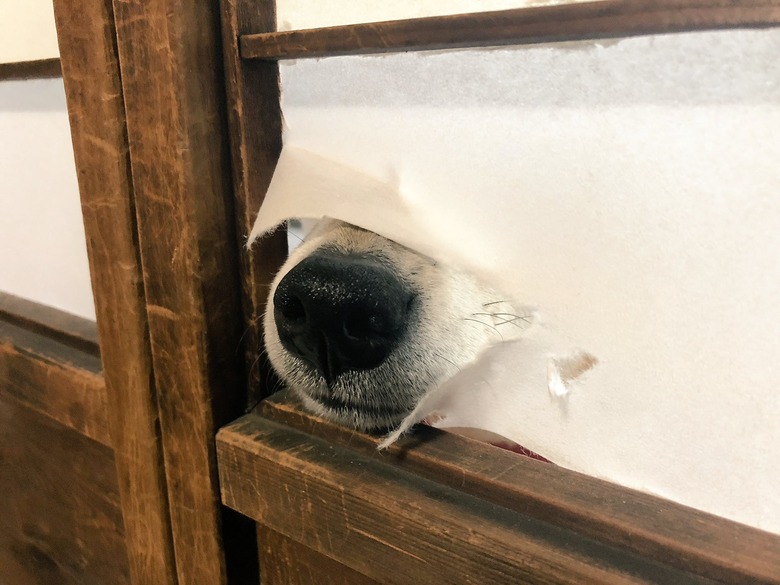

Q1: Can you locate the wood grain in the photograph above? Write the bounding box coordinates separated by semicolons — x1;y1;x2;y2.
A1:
0;398;129;585
258;527;381;585
110;0;254;582
0;291;100;356
52;1;178;583
221;0;288;409
0;58;61;80
258;392;780;585
241;0;780;60
218;414;725;585
0;319;108;446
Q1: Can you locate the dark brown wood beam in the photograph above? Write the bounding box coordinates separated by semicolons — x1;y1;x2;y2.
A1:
218;412;739;585
110;0;256;582
257;526;382;585
220;0;288;410
255;392;780;585
0;320;108;446
0;58;61;80
240;0;780;60
53;0;178;582
0;398;130;584
0;292;100;356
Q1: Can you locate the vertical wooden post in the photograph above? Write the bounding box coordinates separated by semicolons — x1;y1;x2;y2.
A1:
221;0;288;408
108;0;253;583
52;1;178;584
220;2;287;580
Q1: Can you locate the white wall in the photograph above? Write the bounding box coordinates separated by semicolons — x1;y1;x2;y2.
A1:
0;1;96;320
272;0;780;535
0;0;60;63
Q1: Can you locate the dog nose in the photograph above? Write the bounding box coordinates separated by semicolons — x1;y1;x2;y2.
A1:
273;252;413;385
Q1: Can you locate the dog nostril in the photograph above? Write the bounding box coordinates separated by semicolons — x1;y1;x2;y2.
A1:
279;295;306;323
343;307;386;341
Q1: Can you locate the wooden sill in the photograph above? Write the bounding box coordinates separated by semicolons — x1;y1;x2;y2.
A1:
217;391;780;584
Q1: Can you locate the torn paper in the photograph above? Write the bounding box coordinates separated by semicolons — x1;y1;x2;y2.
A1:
251;146;597;461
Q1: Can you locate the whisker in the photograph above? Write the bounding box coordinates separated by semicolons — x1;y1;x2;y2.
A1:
248;349;266;381
236;307;273;356
463;317;503;340
432;351;463;375
498;315;533;327
471;312;533;328
265;365;283;397
236;322;259;354
473;311;527;319
482;300;509;307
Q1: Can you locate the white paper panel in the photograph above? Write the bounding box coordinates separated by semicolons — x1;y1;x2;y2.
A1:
0;78;95;320
0;0;59;63
277;0;597;30
263;27;780;533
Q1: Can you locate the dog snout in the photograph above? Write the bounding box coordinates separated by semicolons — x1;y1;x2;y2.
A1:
273;251;414;385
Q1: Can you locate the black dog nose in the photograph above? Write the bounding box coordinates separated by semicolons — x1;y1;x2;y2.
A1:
273;251;413;385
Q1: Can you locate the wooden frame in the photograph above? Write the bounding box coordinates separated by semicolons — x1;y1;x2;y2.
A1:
4;0;779;583
4;0;255;581
219;0;780;583
55;0;261;582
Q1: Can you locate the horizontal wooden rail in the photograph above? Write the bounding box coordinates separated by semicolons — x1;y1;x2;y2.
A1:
238;391;780;584
0;292;100;356
0;293;107;445
0;58;62;80
218;413;720;585
240;0;780;60
0;320;109;446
